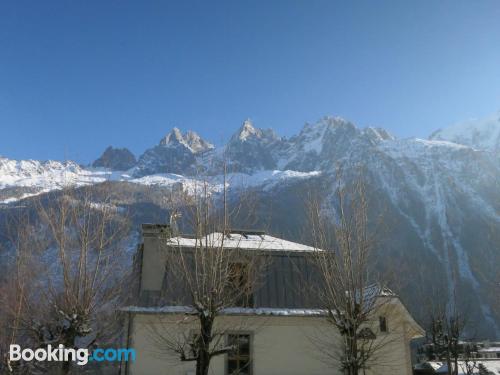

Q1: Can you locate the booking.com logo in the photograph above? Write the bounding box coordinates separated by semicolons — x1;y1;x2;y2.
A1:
9;344;136;366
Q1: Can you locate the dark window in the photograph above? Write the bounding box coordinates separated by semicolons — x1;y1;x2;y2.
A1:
227;333;252;375
379;316;388;332
357;327;377;340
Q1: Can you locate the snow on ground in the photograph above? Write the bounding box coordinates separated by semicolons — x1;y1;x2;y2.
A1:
377;137;471;161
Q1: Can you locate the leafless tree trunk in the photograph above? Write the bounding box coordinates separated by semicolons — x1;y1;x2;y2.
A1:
149;174;268;375
461;343;479;375
423;290;469;375
0;210;42;374
305;174;393;375
0;184;130;374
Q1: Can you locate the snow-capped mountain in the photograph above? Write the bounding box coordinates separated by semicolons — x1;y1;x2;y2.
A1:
1;115;499;337
277;116;395;171
0;157;109;203
430;113;500;152
159;127;214;153
134;128;214;177
223;120;284;173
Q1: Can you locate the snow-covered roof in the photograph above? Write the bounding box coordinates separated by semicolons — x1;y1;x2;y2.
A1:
166;232;318;252
122;305;326;317
362;283;396;299
423;360;500;374
479;347;500;353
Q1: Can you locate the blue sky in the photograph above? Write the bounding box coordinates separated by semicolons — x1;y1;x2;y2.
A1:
1;1;500;163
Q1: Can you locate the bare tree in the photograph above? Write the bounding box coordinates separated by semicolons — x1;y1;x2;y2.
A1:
0;184;130;374
0;210;44;374
422;290;470;375
461;343;479;375
148;176;268;375
305;174;398;375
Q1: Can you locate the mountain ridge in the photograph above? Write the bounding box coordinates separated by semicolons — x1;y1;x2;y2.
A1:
1;114;499;337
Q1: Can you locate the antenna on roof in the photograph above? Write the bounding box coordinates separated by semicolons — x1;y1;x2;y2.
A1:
169;210;182;236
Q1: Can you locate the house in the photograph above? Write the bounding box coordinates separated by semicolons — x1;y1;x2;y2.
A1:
478;345;500;359
414;360;500;374
121;224;424;375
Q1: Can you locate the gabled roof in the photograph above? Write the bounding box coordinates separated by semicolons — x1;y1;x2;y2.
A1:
165;231;317;252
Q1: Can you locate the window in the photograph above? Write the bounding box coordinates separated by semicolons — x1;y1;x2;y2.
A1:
227;333;252;375
357;327;376;340
379;316;388;333
229;263;254;307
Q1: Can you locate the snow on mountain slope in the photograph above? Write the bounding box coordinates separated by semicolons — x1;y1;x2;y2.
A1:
0;157;129;203
0;155;321;204
430;112;500;151
159;127;214;153
368;137;500;336
375;138;497;277
222;120;284;173
277;117;395;171
0;157;105;188
2;116;500;336
133;128;214;177
130;170;321;195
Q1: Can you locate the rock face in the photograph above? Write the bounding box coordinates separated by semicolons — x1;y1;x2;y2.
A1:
129;118;399;176
277;116;395;171
134;128;214;176
92;146;137;170
224;120;284;173
1;114;500;337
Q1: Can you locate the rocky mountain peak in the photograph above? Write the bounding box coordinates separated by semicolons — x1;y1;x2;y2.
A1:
222;120;283;173
160;127;184;146
230;119;280;145
237;119;260;141
160;128;214;154
303;116;354;132
92;146;137;171
2;113;500;337
184;130;214;153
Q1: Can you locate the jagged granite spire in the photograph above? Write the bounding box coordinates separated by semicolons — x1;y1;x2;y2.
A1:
92;146;137;170
134;128;213;176
160;128;214;153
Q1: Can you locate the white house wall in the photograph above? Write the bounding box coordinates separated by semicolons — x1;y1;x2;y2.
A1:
125;313;415;375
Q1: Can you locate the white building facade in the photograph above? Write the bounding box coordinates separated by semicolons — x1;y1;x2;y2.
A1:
121;224;424;375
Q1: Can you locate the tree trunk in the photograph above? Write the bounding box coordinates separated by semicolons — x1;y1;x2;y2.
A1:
196;315;213;375
345;328;360;375
60;329;77;375
196;349;210;375
345;365;359;375
446;346;452;375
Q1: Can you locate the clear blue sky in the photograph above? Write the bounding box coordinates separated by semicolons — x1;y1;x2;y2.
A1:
1;1;500;163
